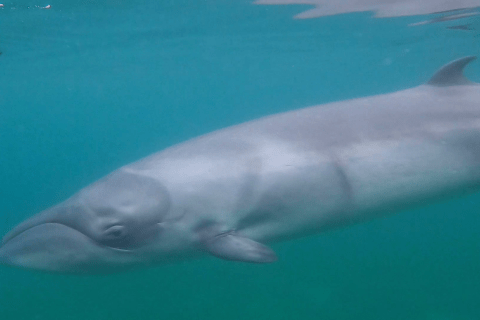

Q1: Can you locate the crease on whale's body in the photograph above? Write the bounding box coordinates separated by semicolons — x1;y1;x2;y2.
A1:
1;56;480;274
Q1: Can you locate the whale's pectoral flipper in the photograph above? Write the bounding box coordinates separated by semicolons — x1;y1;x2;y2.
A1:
427;56;477;86
202;231;277;263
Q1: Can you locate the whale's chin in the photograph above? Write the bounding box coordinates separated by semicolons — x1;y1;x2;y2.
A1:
0;222;134;274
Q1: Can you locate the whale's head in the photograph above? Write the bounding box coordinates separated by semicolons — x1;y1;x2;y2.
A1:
0;171;185;274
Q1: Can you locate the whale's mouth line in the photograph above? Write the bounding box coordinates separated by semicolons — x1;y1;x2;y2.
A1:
1;223;132;253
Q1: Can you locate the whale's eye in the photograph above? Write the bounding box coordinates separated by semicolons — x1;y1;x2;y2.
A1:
104;225;126;239
98;222;161;250
103;225;127;242
100;225;131;249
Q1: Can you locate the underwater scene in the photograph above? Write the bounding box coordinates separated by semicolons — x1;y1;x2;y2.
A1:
1;0;480;319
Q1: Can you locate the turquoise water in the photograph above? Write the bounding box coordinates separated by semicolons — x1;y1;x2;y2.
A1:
1;1;480;319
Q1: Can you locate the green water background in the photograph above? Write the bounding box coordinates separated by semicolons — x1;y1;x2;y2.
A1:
1;1;480;319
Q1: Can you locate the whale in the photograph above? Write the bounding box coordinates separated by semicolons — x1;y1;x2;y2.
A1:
1;56;479;274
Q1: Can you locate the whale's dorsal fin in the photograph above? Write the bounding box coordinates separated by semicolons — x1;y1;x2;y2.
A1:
427;56;477;87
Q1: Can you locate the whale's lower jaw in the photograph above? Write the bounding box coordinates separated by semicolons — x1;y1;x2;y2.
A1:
0;222;140;274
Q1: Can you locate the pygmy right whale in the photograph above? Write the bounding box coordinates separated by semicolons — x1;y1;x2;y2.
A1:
0;56;479;274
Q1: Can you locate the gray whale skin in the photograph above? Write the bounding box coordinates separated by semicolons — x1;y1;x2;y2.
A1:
1;56;479;274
